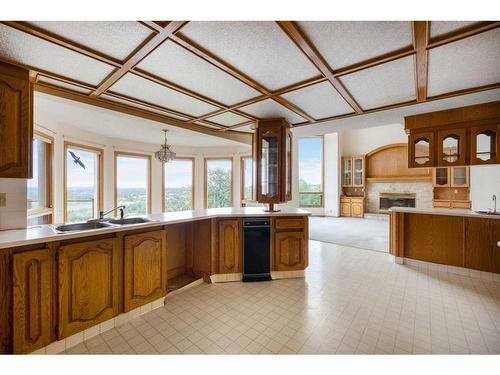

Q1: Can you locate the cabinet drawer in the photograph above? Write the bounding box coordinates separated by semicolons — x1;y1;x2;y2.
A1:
451;201;471;209
340;197;351;203
433;200;451;208
275;217;305;230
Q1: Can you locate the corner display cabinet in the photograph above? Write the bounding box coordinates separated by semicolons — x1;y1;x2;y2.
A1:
254;118;292;211
405;101;500;168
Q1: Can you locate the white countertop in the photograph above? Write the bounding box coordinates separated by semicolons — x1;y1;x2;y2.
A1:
0;207;311;249
390;206;500;220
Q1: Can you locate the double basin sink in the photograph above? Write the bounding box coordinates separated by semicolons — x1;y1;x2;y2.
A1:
54;217;153;233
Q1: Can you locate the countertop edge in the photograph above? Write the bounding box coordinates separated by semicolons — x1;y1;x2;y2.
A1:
0;208;311;250
389;207;500;220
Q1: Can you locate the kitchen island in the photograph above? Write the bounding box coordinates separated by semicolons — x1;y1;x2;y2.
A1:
389;207;500;274
0;207;310;354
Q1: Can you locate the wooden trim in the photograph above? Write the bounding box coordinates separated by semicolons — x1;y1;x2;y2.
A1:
33;82;252;145
413;21;429;102
428;21;500;49
240;155;252;206
277;21;363;114
162;157;195;212
63;141;104;222
366;176;432;182
203;157;234;209
114;151;152;214
91;21;187;97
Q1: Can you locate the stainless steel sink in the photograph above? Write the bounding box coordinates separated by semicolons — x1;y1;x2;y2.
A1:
108;217;152;225
54;222;114;232
474;210;500;216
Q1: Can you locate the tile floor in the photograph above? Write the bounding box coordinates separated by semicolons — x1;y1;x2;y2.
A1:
64;240;500;355
309;216;389;252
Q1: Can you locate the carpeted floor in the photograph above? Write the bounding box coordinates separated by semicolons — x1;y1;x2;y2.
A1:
309;216;389;252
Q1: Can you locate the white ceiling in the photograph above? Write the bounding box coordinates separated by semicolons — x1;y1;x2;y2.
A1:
34;92;245;147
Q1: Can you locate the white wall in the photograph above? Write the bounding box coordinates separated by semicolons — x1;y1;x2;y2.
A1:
340;124;407;156
0;178;27;230
470;165;500;211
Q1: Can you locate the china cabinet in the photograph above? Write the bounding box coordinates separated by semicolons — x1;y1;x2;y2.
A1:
432;166;470;209
254;119;292;211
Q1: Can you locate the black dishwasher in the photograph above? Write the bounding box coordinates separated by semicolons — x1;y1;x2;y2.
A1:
243;217;272;282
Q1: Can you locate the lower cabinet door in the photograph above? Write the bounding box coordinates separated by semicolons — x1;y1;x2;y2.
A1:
465;218;500;273
274;231;305;271
58;238;119;339
12;249;52;353
351;202;364;217
218;219;241;274
340;202;351;217
124;230;167;312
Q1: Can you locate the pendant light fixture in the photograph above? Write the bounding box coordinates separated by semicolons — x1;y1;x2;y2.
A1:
155;129;176;163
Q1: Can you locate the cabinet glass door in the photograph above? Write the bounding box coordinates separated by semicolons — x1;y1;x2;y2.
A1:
343;158;352;186
260;129;279;200
434;167;449;186
353;158;363;186
442;135;460;163
285;132;292;200
476;129;497;161
452;167;467;187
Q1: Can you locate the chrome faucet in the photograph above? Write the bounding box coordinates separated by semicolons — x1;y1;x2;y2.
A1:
493;195;497;213
98;205;125;220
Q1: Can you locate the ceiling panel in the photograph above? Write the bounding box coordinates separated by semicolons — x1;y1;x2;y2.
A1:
430;21;478;38
137;40;260;105
205;111;250;126
100;94;191;119
233;124;254;133
340;56;416;109
37;76;91;95
109;73;219;117
180;21;319;91
27;21;153;61
298;21;413;69
0;24;114;85
428;29;500;97
280;81;354;119
239;99;307;124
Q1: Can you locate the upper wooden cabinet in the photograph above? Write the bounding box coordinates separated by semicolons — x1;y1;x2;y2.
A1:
0;61;33;178
57;238;119;339
123;230;167;312
254;119;292;207
342;156;365;187
12;249;52;354
217;219;241;274
405;101;500;168
470;124;499;165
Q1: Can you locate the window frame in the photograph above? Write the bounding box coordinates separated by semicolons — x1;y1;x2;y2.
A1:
114;151;152;215
298;136;325;208
204;157;234;209
64;141;104;223
240;155;253;206
161;156;195;212
27;130;54;224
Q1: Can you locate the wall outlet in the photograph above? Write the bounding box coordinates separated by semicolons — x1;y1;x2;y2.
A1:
0;193;6;207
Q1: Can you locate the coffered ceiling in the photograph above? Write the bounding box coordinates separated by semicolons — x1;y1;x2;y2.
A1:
0;20;498;142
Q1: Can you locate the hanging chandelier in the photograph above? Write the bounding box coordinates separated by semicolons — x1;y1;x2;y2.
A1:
155;129;176;163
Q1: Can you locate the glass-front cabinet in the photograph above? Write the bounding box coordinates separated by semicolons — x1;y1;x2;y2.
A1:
408;131;434;168
342;158;353;186
255;119;292;209
437;128;466;166
353;157;364;186
471;124;499;164
433;167;449;186
432;166;469;188
342;156;364;188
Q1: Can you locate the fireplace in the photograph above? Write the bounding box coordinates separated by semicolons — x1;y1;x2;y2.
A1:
379;192;416;213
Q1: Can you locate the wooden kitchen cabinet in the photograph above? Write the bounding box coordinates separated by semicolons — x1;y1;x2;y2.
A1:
218;219;241;274
124;230;167;312
470;124;499;165
254;119;292;208
0;61;33;178
465;218;500;273
342;156;365;187
58;238;119;339
274;231;305;271
408;131;434;168
432;166;470;209
437;128;467;166
12;249;52;354
340;196;364;217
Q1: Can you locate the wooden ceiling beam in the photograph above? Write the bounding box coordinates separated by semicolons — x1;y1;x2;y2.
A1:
413;21;430;102
34;82;251;144
277;21;363;114
170;33;316;122
90;21;188;97
428;21;500;49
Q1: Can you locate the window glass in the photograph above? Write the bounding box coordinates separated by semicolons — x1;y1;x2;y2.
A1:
242;157;253;203
116;155;149;217
28;138;48;210
206;159;232;208
164;159;193;212
298;137;323;207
